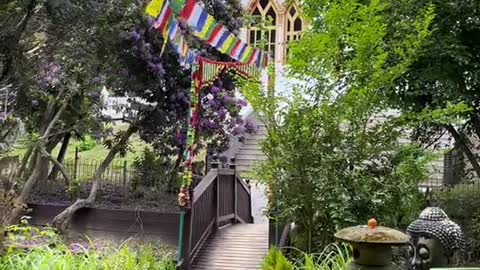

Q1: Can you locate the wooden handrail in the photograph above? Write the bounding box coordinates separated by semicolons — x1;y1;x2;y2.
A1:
192;169;217;204
235;174;251;196
178;163;253;269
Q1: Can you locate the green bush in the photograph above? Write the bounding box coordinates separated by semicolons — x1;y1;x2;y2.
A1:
76;135;97;152
131;147;176;191
262;248;294;270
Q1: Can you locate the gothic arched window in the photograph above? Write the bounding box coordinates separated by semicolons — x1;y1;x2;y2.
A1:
285;5;304;60
247;0;277;58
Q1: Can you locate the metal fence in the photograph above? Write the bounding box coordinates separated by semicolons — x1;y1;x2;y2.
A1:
57;158;134;188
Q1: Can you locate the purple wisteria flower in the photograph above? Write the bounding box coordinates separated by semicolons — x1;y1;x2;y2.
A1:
39;62;62;88
232;126;244;136
223;95;232;103
148;62;165;75
218;109;227;119
129;29;142;42
236;98;248;107
244;121;258;134
207;99;219;109
176;132;186;145
211;86;221;94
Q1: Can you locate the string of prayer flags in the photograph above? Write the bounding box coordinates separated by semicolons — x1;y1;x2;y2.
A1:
150;0;197;66
177;0;269;68
146;0;269;68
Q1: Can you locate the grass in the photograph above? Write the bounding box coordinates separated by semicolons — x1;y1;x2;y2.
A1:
8;124;149;164
7;124;206;164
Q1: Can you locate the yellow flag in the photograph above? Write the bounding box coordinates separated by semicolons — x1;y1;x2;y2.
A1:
145;0;166;18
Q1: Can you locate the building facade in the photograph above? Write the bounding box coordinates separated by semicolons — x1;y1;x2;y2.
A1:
240;0;307;65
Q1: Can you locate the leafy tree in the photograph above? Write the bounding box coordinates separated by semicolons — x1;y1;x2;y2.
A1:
242;0;435;252
385;0;480;180
1;0;255;228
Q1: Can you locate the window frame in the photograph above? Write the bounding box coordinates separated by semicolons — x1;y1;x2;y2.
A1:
247;0;278;59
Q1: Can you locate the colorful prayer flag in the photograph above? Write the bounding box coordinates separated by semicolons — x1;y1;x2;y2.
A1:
170;0;186;13
219;34;236;54
153;1;170;29
196;15;216;39
146;0;166;18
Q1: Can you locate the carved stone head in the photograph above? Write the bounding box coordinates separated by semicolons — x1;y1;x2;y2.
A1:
406;207;464;270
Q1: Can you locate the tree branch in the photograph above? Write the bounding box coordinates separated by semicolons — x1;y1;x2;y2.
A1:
39;147;71;184
445;124;480;179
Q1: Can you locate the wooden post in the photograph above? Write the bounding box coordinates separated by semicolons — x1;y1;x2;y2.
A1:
122;160;128;201
73;146;79;180
231;157;238;222
229;156;236;170
178;208;192;269
205;144;211;175
211;155;219;169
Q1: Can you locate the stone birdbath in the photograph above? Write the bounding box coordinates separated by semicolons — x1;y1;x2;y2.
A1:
334;219;410;270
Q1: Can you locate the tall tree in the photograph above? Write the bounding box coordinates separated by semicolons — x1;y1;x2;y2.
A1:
386;0;480;179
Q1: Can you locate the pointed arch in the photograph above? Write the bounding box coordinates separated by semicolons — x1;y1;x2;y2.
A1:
284;3;306;61
245;0;280;59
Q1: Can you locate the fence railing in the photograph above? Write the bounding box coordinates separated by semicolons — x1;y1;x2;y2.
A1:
177;159;254;269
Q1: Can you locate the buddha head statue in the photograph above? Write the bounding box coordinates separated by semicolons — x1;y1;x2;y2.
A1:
406;207;464;270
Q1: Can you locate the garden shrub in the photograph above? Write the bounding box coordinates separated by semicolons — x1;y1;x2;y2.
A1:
262;244;351;270
77;135;97;152
431;188;480;263
131;147;176;191
262;248;294;270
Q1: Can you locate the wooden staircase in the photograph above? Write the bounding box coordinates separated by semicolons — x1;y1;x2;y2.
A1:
192;223;269;270
235;123;268;176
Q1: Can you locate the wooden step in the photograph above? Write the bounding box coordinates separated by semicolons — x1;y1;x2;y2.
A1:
235;159;260;167
237;149;265;156
245;134;267;141
240;144;262;150
236;154;267;161
192;224;269;270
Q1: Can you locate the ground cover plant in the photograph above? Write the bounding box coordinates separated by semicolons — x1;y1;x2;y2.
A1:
262;244;351;270
0;221;176;270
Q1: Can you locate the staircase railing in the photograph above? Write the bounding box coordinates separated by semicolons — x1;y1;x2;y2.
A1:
177;158;254;269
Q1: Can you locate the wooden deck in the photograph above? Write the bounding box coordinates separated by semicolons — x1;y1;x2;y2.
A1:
192;223;269;270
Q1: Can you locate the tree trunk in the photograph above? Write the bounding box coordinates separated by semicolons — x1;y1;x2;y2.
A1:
17;146;33;178
445;124;480;179
6;151;43;225
49;133;71;182
6;100;68;225
36;135;62;187
470;114;480;139
52;126;137;232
